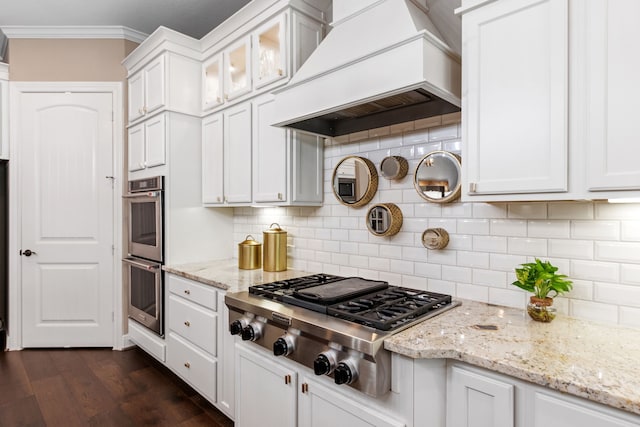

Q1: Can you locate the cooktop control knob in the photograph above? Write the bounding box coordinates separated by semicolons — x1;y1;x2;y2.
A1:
241;321;263;342
229;318;248;336
273;335;295;357
313;350;337;376
334;360;358;385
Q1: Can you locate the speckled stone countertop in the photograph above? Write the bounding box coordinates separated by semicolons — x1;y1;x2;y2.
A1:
163;259;310;292
385;299;640;416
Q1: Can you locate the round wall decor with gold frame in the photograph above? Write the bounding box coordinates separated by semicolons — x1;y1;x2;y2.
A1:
366;203;403;237
414;151;462;203
380;156;409;180
332;156;378;208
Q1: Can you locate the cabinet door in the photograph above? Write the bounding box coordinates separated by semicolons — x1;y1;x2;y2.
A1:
167;332;217;403
0;78;8;159
236;344;297;427
203;54;224;110
144;113;166;168
447;366;514;427
253;95;287;203
128;70;145;123
224;36;252;101
128;123;145;172
224;104;252;203
202;113;225;205
292;11;324;71
529;391;639;427
299;376;405;427
144;55;166;115
585;0;640;191
463;0;568;196
292;131;323;204
253;13;288;89
217;295;235;419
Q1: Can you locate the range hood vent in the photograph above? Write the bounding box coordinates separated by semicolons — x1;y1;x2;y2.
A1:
272;0;461;138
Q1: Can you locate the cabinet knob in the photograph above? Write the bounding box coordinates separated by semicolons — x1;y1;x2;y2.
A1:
301;383;309;393
216;196;221;202
284;374;291;385
184;321;191;327
184;289;191;295
224;196;228;203
216;96;222;103
224;94;229;100
469;182;477;193
184;362;191;369
143;107;148;114
278;193;283;201
278;68;283;76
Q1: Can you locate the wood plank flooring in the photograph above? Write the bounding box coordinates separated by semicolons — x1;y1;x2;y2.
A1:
0;347;234;427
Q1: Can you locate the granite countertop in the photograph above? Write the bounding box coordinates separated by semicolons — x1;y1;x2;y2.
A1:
163;259;310;292
385;299;640;416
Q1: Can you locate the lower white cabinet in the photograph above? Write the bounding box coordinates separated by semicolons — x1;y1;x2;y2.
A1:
235;343;408;427
165;273;235;419
447;365;515;427
446;363;640;427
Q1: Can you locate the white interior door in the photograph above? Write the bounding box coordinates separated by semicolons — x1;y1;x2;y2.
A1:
19;92;114;347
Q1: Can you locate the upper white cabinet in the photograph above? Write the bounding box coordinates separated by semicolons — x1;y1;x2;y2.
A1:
253;14;288;89
584;0;640;192
459;0;640;201
203;55;224;110
128;113;167;173
224;36;252;101
0;63;8;159
461;0;569;198
127;51;201;124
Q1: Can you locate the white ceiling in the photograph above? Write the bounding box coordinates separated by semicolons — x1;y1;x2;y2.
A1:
0;0;251;40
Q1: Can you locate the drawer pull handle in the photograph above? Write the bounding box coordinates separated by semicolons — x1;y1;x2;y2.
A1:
184;289;191;295
184;321;191;327
184;362;191;369
301;383;308;393
284;374;291;385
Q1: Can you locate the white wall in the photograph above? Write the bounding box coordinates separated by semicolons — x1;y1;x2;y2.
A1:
233;116;640;328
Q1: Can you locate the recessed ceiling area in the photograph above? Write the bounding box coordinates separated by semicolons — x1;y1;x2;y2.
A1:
0;0;251;40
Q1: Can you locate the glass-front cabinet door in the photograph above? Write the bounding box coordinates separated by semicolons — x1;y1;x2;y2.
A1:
203;55;223;110
253;14;288;89
224;36;252;101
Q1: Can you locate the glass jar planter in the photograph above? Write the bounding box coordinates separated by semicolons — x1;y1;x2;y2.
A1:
527;296;557;322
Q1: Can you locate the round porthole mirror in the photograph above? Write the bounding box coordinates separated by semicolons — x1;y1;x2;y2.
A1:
366;203;403;237
332;156;378;207
414;151;462;203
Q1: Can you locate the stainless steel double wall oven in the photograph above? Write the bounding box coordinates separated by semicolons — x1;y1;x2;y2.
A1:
124;176;164;336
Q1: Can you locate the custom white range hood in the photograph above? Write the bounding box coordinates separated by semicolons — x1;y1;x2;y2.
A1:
272;0;461;137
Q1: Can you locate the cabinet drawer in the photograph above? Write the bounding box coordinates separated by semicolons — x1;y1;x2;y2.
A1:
167;332;217;403
168;274;217;310
168;295;217;356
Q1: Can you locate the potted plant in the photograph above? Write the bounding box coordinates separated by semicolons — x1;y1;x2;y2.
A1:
511;258;573;322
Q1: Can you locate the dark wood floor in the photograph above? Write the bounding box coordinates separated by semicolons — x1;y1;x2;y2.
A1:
0;347;234;427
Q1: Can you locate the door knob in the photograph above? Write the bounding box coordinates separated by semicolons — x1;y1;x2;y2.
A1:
20;249;36;257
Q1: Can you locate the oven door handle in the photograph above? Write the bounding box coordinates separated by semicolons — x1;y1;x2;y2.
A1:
123;257;161;270
123;191;162;198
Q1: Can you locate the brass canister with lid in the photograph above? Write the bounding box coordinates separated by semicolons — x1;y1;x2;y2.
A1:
238;235;262;270
263;223;287;272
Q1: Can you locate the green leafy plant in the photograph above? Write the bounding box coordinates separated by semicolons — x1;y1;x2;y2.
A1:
512;258;573;299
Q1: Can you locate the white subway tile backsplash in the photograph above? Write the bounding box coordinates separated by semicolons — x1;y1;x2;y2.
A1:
548;239;593;260
457;283;489;302
507;237;548;256
596;241;640;263
571;220;620;240
488;288;527;309
473;236;507;253
235;119;640;327
570;300;619;324
621;221;640;241
621;264;640;285
457;251;489;268
570;260;619;282
458;219;490;235
442;265;472;283
528;220;570;238
508;203;547;219
491;220;527;237
473;203;508;218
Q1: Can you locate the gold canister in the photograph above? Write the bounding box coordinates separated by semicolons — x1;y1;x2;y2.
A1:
263;223;287;272
238;235;262;270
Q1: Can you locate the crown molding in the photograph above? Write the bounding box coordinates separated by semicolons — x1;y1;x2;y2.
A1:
0;26;148;43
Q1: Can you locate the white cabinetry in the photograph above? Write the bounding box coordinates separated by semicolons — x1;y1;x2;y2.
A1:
128;52;200;124
253;14;288;89
459;0;640;201
165;274;235;420
447;365;514;427
236;343;410;427
0;63;8;159
127;113;166;172
446;362;640;427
